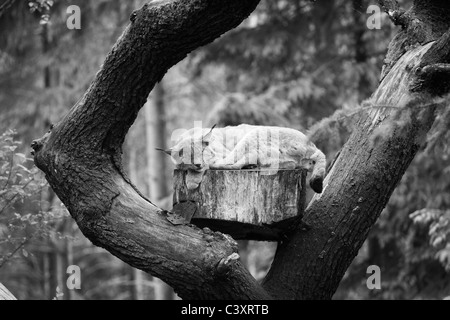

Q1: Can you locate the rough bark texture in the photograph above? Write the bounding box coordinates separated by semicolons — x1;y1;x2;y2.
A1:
381;0;450;80
145;81;175;300
0;283;16;300
173;169;306;240
262;1;450;299
33;0;269;300
31;0;450;300
263;43;440;299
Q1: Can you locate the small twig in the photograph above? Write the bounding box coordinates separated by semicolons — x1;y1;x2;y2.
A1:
0;179;35;216
336;98;447;122
0;237;28;269
2;152;15;191
308;95;449;143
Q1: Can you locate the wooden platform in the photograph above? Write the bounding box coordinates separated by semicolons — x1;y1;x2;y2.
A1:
172;169;306;241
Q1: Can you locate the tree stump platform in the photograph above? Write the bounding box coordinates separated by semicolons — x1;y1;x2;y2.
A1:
172;169;306;241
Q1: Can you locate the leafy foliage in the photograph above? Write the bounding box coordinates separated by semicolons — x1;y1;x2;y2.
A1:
1;0;166;300
28;0;54;25
0;130;56;268
411;210;450;270
192;0;397;131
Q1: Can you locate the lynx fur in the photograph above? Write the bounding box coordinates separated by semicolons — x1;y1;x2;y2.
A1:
160;124;326;192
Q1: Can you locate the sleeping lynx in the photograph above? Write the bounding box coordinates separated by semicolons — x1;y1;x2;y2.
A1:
159;124;326;192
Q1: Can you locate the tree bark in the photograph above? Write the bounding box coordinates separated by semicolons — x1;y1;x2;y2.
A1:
0;283;16;300
173;169;306;240
352;0;372;101
32;0;268;300
145;80;175;300
262;1;450;299
126;139;146;300
31;0;450;300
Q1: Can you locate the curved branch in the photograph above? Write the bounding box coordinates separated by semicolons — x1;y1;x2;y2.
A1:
262;24;450;300
32;0;268;300
31;0;450;301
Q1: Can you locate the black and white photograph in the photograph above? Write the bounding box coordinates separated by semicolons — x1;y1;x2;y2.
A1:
0;0;449;305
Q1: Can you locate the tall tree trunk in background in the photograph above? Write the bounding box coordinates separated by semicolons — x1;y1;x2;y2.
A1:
131;267;145;300
66;237;74;300
126;142;145;300
55;247;65;299
144;81;175;300
352;0;372;101
42;252;50;298
32;0;450;299
352;0;381;275
41;21;69;300
145;82;169;203
41;21;52;301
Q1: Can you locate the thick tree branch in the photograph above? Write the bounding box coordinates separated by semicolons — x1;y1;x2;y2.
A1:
380;0;450;79
32;0;269;300
263;7;450;299
264;44;441;299
31;0;450;301
0;283;16;300
411;29;450;95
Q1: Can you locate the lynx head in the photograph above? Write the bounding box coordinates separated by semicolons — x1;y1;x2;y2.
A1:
308;149;326;193
157;125;216;172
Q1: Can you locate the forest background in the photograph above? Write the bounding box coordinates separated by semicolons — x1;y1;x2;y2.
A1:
0;0;449;300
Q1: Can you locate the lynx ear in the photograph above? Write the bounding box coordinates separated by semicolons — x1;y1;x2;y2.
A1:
155;147;172;156
203;124;216;143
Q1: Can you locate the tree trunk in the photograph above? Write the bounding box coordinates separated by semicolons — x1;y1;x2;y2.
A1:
352;0;372;101
145;81;169;203
31;0;450;299
173;169;306;240
144;81;175;300
126;135;146;300
262;1;450;299
41;19;68;301
42;252;50;299
66;238;74;300
130;267;145;300
0;283;16;300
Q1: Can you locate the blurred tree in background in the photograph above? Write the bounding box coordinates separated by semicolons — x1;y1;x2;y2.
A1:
0;0;448;299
